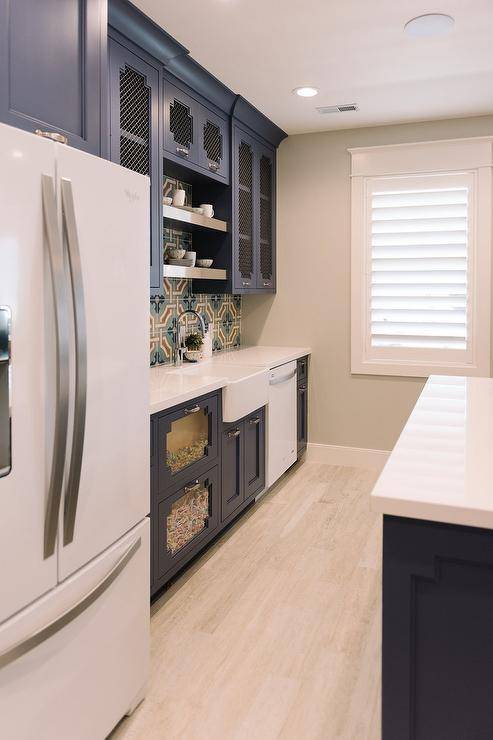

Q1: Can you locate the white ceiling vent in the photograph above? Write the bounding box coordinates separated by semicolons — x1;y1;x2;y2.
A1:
316;103;358;114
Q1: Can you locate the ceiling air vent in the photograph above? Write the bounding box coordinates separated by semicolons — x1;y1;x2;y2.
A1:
316;103;358;114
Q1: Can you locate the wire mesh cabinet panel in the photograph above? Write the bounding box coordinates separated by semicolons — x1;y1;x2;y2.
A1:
233;125;256;290
109;39;161;291
198;107;229;184
163;81;199;166
256;143;276;291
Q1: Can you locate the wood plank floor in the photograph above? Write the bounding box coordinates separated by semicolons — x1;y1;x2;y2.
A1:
111;461;382;740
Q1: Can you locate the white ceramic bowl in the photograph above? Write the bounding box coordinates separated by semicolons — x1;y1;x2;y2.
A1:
163;196;173;206
168;248;185;260
196;259;213;268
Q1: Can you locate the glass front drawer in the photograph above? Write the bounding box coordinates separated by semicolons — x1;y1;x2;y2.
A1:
156;466;219;579
157;393;219;495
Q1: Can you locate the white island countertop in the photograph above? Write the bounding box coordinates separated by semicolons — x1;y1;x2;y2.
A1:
371;375;493;530
149;345;311;415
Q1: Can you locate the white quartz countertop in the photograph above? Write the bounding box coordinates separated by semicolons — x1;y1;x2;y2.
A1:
371;375;493;529
149;345;311;415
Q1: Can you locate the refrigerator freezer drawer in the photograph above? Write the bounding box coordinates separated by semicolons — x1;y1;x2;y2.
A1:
0;518;149;740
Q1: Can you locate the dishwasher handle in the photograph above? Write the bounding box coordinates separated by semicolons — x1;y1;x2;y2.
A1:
269;369;297;386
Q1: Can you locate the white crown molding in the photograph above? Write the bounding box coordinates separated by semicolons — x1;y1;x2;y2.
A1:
349;136;493;177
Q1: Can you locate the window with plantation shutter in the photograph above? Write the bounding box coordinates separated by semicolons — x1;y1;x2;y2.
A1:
350;139;492;377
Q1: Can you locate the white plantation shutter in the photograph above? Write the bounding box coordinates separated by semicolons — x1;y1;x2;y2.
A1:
350;143;492;378
370;183;469;351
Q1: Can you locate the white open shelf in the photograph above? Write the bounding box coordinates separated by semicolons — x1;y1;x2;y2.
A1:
163;204;228;233
163;264;227;280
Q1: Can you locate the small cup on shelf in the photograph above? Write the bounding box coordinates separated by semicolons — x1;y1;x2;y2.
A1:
200;204;214;218
172;189;186;207
185;251;196;267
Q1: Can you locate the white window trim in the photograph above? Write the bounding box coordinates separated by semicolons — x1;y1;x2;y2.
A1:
350;137;493;378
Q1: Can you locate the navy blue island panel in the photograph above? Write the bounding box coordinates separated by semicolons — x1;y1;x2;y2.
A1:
382;514;493;740
0;0;106;155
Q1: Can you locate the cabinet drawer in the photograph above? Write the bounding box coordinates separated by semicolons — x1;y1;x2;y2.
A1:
155;466;219;581
157;393;219;495
297;356;308;383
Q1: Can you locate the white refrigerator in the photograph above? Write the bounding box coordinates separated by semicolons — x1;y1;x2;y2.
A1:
0;123;150;739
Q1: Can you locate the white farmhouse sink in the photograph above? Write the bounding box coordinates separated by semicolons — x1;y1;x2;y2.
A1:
169;363;269;422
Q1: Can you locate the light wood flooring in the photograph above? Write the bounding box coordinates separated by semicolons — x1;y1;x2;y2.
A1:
111;460;382;740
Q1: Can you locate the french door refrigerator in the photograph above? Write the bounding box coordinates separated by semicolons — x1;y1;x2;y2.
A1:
0;123;150;740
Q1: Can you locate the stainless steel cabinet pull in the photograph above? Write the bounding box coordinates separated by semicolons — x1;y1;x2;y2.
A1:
262;281;270;287
0;536;141;670
242;281;249;287
208;162;219;171
61;178;87;547
41;175;70;559
299;386;307;393
35;130;68;145
184;480;201;493
249;417;260;426
0;306;12;478
228;428;241;438
184;404;200;415
176;146;189;157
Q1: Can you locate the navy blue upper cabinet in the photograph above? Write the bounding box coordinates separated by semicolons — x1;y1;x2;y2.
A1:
108;37;162;292
163;77;230;185
0;0;106;155
233;123;276;293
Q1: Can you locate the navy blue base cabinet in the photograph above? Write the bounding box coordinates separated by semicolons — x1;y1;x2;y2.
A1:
297;357;308;456
383;515;493;740
0;0;107;155
150;392;266;596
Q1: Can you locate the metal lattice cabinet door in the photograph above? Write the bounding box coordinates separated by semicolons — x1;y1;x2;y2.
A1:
233;126;256;290
198;107;230;183
108;39;161;292
256;144;276;291
163;81;199;165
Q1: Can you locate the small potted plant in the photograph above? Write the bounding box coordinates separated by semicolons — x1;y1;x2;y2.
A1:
184;331;204;362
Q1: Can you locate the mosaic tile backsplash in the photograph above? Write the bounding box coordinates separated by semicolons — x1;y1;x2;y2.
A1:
150;279;241;365
150;177;241;366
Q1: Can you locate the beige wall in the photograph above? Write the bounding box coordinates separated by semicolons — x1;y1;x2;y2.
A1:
241;115;493;452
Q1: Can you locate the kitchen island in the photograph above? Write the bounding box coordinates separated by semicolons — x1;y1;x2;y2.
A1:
372;375;493;740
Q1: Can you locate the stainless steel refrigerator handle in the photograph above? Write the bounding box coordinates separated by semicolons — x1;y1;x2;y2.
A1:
0;536;141;670
41;175;70;559
269;370;297;386
0;306;12;478
60;178;87;547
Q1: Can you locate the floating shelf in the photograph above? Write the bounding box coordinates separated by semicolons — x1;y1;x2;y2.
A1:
163;264;227;280
163;204;228;233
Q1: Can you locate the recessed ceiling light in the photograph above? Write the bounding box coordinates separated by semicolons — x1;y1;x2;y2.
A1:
404;13;455;38
292;86;319;98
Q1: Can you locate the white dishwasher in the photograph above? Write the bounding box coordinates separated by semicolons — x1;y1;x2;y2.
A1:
267;360;298;487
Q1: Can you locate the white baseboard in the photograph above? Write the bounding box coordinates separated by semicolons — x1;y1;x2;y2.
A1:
305;443;390;471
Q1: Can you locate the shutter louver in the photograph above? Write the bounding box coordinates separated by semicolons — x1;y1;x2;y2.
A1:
370;187;469;351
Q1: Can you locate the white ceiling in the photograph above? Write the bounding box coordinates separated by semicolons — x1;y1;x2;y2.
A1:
135;0;493;134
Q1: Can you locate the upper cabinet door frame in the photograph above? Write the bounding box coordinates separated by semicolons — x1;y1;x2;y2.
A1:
163;80;200;167
0;0;106;156
108;37;162;292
